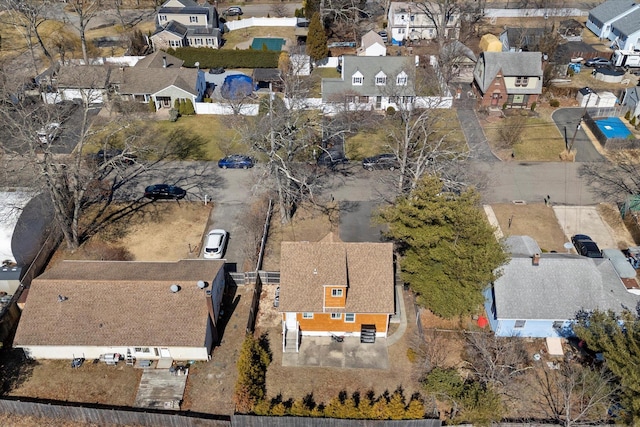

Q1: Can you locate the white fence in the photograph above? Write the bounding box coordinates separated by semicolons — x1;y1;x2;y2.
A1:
225;17;297;31
194;102;259;115
316;57;340;68
483;8;587;18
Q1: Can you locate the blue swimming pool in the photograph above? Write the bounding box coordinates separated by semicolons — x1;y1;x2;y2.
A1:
251;37;285;51
594;117;632;139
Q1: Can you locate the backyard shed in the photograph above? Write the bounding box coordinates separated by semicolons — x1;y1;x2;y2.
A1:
479;34;502;52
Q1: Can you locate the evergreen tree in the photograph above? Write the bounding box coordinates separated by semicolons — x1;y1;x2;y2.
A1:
173;98;180;111
234;334;272;413
306;12;328;62
303;0;320;19
574;310;640;423
387;390;407;420
184;99;195;115
378;176;508;318
148;98;156;112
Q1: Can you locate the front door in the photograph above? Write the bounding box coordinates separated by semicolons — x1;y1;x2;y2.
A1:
285;312;297;329
491;93;500;106
375;96;382;109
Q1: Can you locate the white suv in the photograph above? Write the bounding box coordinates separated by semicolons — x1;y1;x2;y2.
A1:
204;229;228;259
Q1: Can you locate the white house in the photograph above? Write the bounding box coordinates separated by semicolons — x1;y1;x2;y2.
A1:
622;86;640;119
14;259;226;362
357;30;387;56
608;8;640;50
387;1;461;45
151;0;221;50
586;0;640;40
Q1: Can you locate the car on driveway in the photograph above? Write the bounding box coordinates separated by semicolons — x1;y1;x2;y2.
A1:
362;153;399;171
225;6;243;16
218;154;254;169
584;57;612;67
571;234;603;258
317;150;348;168
37;122;62;144
204;229;228;259
144;184;186;200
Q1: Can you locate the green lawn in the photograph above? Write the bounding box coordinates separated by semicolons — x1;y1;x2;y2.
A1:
155;115;248;160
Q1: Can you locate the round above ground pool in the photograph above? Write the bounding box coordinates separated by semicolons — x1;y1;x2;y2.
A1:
593;67;625;83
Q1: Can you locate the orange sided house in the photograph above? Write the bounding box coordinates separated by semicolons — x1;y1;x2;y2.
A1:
277;234;395;352
13;259;226;364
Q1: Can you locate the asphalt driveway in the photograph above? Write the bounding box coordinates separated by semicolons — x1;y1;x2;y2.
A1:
551;108;605;162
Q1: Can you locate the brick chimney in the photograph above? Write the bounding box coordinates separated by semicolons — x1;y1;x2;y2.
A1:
205;289;216;326
532;253;540;266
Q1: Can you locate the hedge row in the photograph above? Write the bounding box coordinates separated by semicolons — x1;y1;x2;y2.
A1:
167;47;280;68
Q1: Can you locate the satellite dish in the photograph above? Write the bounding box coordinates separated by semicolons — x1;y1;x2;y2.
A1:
195;61;200;69
170;284;180;293
197;280;207;289
564;242;573;253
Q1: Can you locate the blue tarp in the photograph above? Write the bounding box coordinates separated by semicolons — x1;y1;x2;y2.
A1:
595;117;632;139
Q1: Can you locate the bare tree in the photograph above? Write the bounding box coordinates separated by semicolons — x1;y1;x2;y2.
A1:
66;0;102;64
321;0;370;27
463;333;530;388
579;152;640;203
496;115;527;150
531;362;619;426
269;3;289;18
221;78;257;115
0;0;55;73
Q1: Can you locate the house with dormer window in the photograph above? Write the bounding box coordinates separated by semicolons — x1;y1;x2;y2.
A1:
387;1;461;45
151;0;221;51
586;0;640;42
322;55;417;111
277;234;395;352
472;51;543;109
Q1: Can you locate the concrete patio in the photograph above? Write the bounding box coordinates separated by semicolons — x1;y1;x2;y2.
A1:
282;336;389;370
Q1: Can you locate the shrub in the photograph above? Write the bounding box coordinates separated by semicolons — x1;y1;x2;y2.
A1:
167;47;280;68
234;334;272;413
183;99;195;115
148;99;156;112
502;102;508;110
406;347;418;363
173;98;180;111
169;108;179;122
386;106;396;116
549;99;560;108
631;116;637;126
294;8;304;17
625;110;631;120
530;101;536;111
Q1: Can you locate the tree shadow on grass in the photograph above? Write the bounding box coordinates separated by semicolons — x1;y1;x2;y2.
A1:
0;348;36;395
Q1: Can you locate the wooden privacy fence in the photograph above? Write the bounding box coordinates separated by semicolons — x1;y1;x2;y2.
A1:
0;398;230;427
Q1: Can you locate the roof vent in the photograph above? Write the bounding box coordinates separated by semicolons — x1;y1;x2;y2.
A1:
57;294;68;302
313;268;318;275
532;253;540;266
197;280;207;289
170;284;180;293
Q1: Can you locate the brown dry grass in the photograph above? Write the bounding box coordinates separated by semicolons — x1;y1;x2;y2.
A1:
491;202;569;252
597;202;639;248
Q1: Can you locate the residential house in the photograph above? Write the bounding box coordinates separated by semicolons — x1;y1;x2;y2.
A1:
441;40;476;83
499;27;545;52
151;0;221;50
277;234;395;352
586;0;640;41
608;8;640;50
387;2;460;45
357;30;387;56
472;51;543;108
622;86;640;119
322;55;417;111
53;64;113;104
483;236;640;338
14;259;226;361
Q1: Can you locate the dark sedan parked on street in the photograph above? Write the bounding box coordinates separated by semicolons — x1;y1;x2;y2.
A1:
571;234;603;258
218;154;254;169
362;153;399;171
144;184;186;200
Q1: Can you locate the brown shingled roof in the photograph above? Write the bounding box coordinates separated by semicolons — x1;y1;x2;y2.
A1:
135;50;184;69
119;67;198;95
278;241;394;314
13;259;224;348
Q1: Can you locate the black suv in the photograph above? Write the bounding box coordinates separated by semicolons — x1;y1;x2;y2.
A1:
144;184;186;200
571;234;603;258
362;153;399;171
317;150;348;168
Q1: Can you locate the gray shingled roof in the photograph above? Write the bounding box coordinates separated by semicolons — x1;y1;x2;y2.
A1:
322;56;415;101
494;254;640;320
278;240;395;314
474;52;543;94
119;67;198;95
361;30;384;49
13;259;225;347
504;236;541;257
611;8;640;36
154;20;188;38
589;0;638;24
135;50;184;69
55;65;111;89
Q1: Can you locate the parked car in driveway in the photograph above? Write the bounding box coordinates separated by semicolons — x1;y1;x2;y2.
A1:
218;154;254;169
584;57;612;67
204;229;228;259
362;153;399;171
225;6;243;16
317;150;348;168
144;184;186;200
37;122;62;144
571;234;603;258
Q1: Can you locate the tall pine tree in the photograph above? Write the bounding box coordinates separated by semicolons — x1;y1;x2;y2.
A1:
306;12;328;62
378;176;508;318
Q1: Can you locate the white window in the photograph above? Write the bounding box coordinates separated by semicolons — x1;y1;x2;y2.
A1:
514;320;526;328
399;28;405;34
345;313;355;323
331;313;342;319
170;40;181;47
352;71;364;86
375;71;387;85
303;312;314;319
396;72;408;86
159;15;167;22
134;347;151;353
190;16;199;23
331;288;343;297
515;77;529;87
